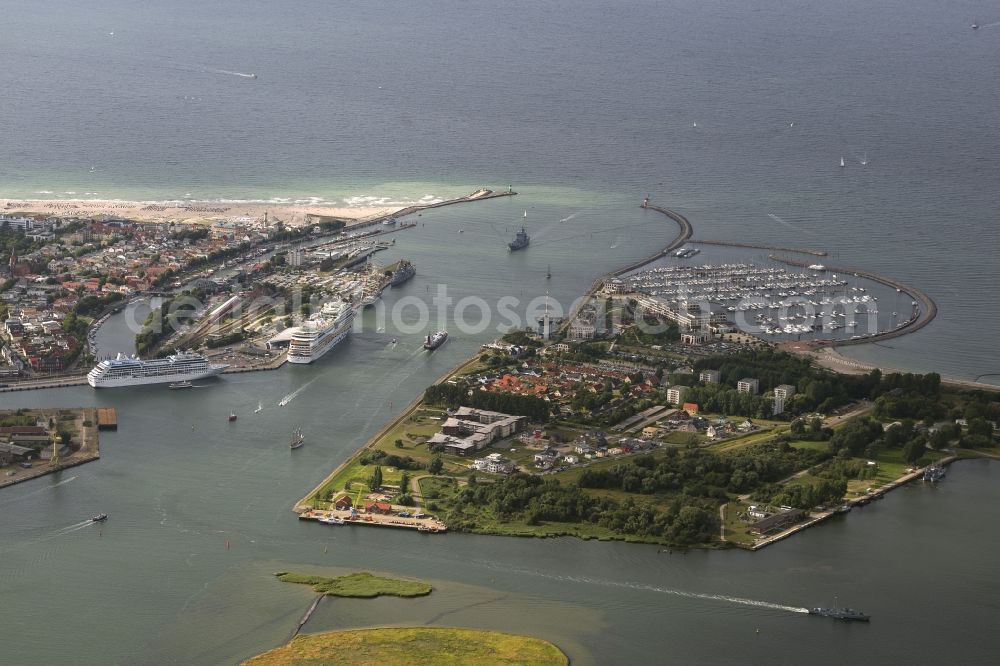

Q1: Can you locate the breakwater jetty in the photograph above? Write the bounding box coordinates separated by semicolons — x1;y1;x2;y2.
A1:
612;204;694;276
393;187;515;220
769;254;937;347
689;239;827;257
561;203;692;333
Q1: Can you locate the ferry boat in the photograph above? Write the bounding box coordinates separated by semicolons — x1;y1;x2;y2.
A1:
287;301;357;364
168;380;194;390
290;427;305;450
87;351;228;388
423;331;448;351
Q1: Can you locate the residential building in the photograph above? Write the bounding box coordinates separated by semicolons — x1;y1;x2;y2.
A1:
666;385;689;405
472;452;516;474
772;384;796;415
737;377;759;394
699;369;720;383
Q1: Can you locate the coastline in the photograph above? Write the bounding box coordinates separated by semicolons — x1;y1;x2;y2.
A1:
293;201;996;551
0;188;513;227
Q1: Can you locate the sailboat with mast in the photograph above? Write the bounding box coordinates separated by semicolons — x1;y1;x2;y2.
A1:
839;157;846;168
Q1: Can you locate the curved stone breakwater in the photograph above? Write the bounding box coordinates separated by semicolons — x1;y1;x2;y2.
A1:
769;254;937;348
560;204;692;332
561;202;936;352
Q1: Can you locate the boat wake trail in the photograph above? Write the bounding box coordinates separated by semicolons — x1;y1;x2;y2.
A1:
205;68;257;79
278;377;319;406
767;213;813;236
0;475;78;507
559;212;581;223
53;519;96;536
480;562;808;614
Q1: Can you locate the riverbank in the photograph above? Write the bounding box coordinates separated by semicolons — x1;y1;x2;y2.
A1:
740;455;960;551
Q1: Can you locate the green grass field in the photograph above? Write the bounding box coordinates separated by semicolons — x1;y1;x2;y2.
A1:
243;627;568;666
275;571;432;598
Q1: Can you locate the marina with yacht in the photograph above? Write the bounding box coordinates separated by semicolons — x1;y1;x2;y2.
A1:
610;252;923;342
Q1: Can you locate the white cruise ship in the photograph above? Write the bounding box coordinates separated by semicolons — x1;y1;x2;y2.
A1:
87;351;228;388
287;301;356;364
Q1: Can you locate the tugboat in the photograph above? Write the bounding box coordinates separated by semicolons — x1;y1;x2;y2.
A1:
228;412;237;422
290;427;305;450
808;607;870;622
91;513;108;523
423;331;448;351
508;226;530;251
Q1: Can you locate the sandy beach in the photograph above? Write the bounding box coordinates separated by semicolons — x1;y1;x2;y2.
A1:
1;198;404;227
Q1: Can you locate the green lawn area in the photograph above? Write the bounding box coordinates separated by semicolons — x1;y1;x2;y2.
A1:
707;430;774;452
770;446;948;502
243;627;568;666
307;406;450;507
275;571;432;598
844;447;946;496
720;501;757;547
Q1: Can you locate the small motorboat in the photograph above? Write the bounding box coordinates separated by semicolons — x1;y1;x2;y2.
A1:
168;381;193;390
92;514;108;523
228;412;237;422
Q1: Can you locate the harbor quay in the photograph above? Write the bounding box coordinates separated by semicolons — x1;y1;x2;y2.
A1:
298;508;447;533
0;407;100;488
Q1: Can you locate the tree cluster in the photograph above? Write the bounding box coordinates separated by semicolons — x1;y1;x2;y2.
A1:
424;383;550;422
446;473;719;546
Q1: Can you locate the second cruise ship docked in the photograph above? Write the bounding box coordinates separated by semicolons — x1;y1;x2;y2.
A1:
87;351;228;388
287;300;357;364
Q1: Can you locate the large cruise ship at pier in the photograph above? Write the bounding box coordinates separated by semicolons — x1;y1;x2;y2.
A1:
287;300;357;364
87;351;228;388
